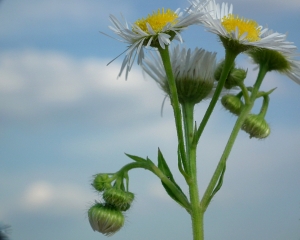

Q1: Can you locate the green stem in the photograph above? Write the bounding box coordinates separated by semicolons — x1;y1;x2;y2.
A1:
193;49;239;146
182;101;204;240
118;161;191;212
182;102;195;172
201;63;269;210
189;144;204;240
158;46;188;173
259;95;270;117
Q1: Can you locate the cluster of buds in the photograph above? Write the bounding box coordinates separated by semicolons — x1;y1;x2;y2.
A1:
215;60;247;89
222;88;272;139
88;173;135;235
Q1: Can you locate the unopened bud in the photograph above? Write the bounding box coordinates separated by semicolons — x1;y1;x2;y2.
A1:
88;203;125;236
221;94;244;115
103;188;134;211
92;174;112;192
225;68;247;89
241;114;270;139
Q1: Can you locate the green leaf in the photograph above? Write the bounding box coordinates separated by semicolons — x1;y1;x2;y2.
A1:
125;153;147;163
157;148;189;208
205;162;226;209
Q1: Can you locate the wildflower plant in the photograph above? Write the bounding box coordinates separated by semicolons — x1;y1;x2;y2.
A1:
88;1;300;239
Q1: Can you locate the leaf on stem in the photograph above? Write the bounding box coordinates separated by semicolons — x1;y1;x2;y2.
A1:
205;163;227;209
125;153;147;163
157;148;189;208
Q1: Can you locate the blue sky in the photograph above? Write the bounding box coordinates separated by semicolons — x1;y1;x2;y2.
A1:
1;0;300;240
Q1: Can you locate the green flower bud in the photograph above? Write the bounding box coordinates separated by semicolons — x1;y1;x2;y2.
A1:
214;61;247;88
241;114;270;139
103;188;134;211
221;94;244;115
88;203;124;236
225;68;247;89
214;60;235;81
92;174;112;192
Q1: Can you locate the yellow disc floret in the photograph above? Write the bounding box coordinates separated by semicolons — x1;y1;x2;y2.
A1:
133;8;178;34
221;14;261;42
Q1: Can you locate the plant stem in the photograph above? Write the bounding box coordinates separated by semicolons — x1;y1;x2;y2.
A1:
182;102;195;171
158;46;188;173
193;49;239;146
118;161;192;212
185;102;201;237
201;63;268;210
183;101;204;240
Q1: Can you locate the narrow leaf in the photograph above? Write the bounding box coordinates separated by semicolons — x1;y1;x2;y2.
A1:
205;162;227;209
125;153;146;163
157;148;189;208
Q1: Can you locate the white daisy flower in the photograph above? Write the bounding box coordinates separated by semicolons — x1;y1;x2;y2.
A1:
190;0;297;53
105;7;207;79
142;45;218;104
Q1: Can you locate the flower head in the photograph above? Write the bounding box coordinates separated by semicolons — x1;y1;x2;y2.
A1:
88;202;125;236
106;7;206;78
190;0;297;53
142;45;217;104
247;42;300;84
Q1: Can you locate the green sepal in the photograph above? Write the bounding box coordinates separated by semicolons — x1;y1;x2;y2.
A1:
125;153;147;163
157;148;189;208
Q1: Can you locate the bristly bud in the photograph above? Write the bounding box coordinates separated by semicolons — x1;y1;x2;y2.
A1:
225;68;247;89
88;202;125;236
92;174;112;192
221;94;244;115
103;188;135;211
241;114;270;139
215;60;247;89
214;60;235;81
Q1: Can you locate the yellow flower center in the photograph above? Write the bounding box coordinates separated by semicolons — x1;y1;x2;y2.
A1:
221;14;261;42
133;8;179;34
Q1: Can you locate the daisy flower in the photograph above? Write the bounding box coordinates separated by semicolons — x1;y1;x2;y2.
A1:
190;0;297;53
106;7;207;79
247;46;300;84
142;45;217;104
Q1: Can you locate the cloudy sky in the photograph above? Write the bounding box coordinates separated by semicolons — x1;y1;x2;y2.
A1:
1;0;300;240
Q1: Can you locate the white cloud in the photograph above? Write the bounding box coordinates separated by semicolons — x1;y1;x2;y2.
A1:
0;0;133;36
0;49;165;121
20;181;94;215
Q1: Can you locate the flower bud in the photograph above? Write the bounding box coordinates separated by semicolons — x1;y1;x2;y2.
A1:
214;60;235;81
103;188;134;211
88;203;125;236
92;174;112;192
225;68;247;89
221;94;244;115
241;114;270;139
